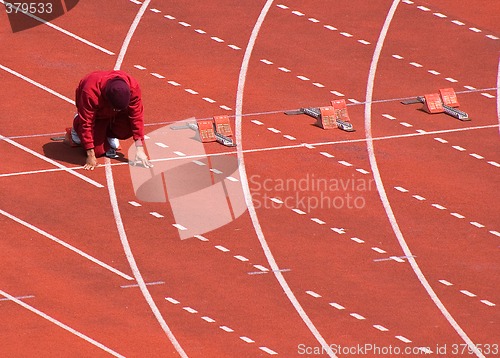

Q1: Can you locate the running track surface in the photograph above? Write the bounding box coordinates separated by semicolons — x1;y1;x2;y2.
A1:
0;1;498;357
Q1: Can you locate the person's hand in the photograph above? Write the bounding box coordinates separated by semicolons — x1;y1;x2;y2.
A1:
84;149;98;170
133;146;153;168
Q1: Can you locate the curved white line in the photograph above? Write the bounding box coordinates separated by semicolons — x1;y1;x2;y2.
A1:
105;1;188;357
364;1;485;357
235;1;336;357
497;55;500;135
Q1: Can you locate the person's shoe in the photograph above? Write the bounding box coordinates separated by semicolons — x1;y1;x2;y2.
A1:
107;137;120;150
105;148;119;158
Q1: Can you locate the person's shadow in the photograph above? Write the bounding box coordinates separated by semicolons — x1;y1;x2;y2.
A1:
42;141;128;166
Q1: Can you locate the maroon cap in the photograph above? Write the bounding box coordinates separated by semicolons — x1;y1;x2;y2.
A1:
106;78;131;110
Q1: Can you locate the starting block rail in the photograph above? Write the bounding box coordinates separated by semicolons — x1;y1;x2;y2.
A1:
401;88;470;121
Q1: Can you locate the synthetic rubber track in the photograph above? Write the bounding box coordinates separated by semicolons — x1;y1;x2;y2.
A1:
0;0;498;357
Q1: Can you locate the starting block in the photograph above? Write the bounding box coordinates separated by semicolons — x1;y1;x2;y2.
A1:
171;116;236;147
285;99;355;132
401;88;469;121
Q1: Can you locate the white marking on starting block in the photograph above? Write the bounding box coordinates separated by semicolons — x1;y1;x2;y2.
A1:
452;145;466;151
311;218;326;225
400;122;413;127
373;324;389;332
331;90;344;97
267;127;281;133
194;235;209;241
283;135;296;140
165;297;180;304
356;169;370;174
410;62;423;67
470;153;484;159
306;291;321;298
308;18;320;23
219;326;234;333
291;10;305;16
481;300;496;307
469;27;482;33
211;36;224;43
439;279;453;286
450;212;465;219
313;82;325;88
150;8;161;13
234;255;249;262
460;290;477;298
396;336;412;343
185;89;198;95
358;40;371;45
178;21;191;27
173;151;186;157
433;12;447;18
372;247;387;254
215;245;230;252
351;237;364;244
270;197;283;204
226;176;239;182
173;224;187;231
486;35;499;40
164;15;175;20
167;80;181;86
350;313;366;320
434;137;448;143
394;186;409;193
297;75;310;81
382;114;396;120
481;93;495;99
470;222;485;228
194;29;206;34
155;142;169;148
324;25;337;31
240;336;255;343
151;73;165;79
278;67;291;72
292;208;306;215
228;44;241;50
432;204;447;210
490;231;500;237
134;64;146;70
412;195;426;201
417;5;430;11
251;120;264;125
128;201;142;207
392;54;404;59
220;105;232;111
329;302;345;310
428;69;441;75
445;77;458;83
260;347;278;355
320;152;334;158
451;20;465;26
338;161;353;167
202;97;216;103
150;212;164;218
260;59;273;65
331;228;346;234
276;4;288;9
201;316;215;323
340;32;353;37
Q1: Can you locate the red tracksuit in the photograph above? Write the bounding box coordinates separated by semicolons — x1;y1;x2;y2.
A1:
73;70;145;157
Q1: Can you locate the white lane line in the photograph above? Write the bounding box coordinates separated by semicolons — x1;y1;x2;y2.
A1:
350;237;365;244
201;316;216;323
372;247;387;254
396;335;412;343
1;134;104;188
320;152;335;158
488;161;500;167
364;2;485;356
329;302;345;310
331;228;346;234
253;265;269;272
234;255;249;262
373;324;389;332
350;313;366;320
0;295;35;302
338;160;353;167
0;289;125;357
220;326;234;333
412;195;426;201
306;291;322;298
470;153;484;159
431;204;447;210
311;218;326;225
260;347;278;355
0;0;114;55
439;280;453;286
451;212;465;219
0;209;133;281
172;223;187;231
292;208;307;215
150;212;164;218
121;281;165;288
469;222;485;228
183;307;198;314
394;186;409;192
194;235;209;241
481;300;496;307
110;2;187;356
240;336;255;343
215;245;230;252
460;290;477;298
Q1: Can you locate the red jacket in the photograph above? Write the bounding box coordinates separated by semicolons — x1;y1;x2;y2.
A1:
75;70;144;150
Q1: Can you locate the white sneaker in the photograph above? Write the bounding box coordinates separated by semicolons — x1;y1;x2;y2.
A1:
107;137;120;150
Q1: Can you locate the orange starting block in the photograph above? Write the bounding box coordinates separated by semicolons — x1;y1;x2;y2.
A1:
402;88;469;121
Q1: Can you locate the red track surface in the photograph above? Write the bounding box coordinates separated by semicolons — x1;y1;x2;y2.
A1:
0;0;498;357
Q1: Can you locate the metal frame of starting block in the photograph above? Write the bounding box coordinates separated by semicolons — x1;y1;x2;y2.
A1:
401;88;470;121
